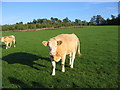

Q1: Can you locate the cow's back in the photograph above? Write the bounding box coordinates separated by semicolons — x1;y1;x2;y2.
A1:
4;36;15;43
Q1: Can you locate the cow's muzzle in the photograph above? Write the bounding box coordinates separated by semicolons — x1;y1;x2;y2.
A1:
49;52;56;56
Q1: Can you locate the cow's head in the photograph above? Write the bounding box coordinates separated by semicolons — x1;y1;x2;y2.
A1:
42;38;62;56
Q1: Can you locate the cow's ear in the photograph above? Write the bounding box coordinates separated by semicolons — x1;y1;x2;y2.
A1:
42;41;48;46
57;40;62;45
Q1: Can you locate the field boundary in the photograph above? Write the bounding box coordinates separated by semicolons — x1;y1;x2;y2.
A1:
1;26;85;32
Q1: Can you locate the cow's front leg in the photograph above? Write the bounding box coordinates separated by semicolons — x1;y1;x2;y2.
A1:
61;55;66;72
51;61;56;76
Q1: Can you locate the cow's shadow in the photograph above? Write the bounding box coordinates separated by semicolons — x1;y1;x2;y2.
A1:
8;77;46;88
2;52;50;69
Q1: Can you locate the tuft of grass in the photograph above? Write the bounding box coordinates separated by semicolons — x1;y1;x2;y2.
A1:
2;26;118;88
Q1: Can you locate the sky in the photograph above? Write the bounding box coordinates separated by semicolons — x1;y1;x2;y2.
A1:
1;1;119;25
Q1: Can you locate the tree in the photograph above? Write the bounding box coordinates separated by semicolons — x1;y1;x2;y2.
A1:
33;19;37;24
106;18;111;25
111;15;116;20
63;17;71;23
54;18;58;23
43;19;47;23
75;19;82;25
46;20;51;24
27;21;32;24
89;16;97;25
89;15;105;25
16;22;23;24
51;17;60;23
37;19;43;24
51;17;55;24
96;15;105;25
57;19;62;23
118;14;120;25
82;20;87;26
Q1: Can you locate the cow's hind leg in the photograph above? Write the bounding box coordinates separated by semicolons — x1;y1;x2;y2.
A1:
10;42;12;47
13;40;16;47
70;52;76;68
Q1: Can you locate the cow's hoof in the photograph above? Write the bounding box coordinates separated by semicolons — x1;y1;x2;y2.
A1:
51;74;55;76
51;73;55;76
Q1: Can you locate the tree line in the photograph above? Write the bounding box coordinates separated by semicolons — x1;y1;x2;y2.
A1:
2;14;120;31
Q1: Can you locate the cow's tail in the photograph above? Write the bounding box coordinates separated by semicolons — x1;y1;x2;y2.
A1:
77;38;82;56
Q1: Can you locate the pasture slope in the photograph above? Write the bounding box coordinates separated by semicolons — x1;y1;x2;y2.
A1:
2;26;118;88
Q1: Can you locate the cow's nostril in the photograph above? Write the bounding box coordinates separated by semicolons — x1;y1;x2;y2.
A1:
49;52;52;55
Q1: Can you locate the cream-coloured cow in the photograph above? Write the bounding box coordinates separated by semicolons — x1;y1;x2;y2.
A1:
0;35;16;49
42;34;82;76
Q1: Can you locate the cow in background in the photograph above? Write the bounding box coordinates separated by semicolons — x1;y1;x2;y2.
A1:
0;35;16;49
42;34;82;76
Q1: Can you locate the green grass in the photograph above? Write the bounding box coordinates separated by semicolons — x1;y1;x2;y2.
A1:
2;26;118;88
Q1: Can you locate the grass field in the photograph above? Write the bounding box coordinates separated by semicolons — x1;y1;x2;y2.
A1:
1;26;118;88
